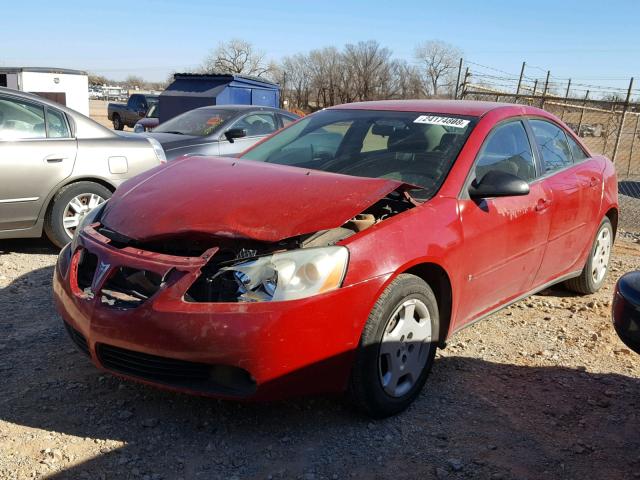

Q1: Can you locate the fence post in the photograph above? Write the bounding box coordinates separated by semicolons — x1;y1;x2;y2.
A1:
612;76;634;167
515;61;526;103
454;58;463;99
541;70;550;109
577;90;589;136
560;79;571;121
460;67;470;99
531;79;538;105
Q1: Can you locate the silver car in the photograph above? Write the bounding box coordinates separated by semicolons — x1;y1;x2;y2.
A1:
143;105;299;160
0;87;165;247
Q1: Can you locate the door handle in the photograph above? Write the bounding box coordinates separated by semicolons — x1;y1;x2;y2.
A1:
535;199;552;212
44;155;68;163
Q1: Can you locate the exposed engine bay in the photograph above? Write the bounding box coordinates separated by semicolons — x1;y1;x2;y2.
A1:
184;189;415;303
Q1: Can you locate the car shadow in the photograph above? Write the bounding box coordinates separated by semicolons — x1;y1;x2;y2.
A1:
1;267;639;479
0;237;59;255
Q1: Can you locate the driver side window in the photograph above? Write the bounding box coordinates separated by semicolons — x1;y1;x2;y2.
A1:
475;121;536;183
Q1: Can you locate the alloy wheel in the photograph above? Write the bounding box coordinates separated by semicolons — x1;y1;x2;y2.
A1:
62;193;106;238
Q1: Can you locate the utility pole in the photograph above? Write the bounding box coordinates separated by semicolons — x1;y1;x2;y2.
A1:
515;61;526;103
454;57;463;100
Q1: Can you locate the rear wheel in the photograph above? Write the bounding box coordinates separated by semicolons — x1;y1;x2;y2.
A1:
348;274;439;418
112;114;123;130
44;182;111;248
565;217;613;294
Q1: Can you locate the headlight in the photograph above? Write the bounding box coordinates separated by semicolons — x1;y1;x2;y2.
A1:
146;137;167;164
71;202;106;251
221;246;349;302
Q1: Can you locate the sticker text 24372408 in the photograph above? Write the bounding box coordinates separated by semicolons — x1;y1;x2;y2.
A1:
413;115;470;128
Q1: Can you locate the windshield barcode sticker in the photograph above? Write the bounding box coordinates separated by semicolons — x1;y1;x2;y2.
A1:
414;115;470;128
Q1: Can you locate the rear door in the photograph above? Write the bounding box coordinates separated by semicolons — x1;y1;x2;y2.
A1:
528;119;600;284
0;95;76;231
218;112;279;156
456;119;553;325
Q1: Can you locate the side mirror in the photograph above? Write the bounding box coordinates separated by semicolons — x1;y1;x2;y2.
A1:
468;170;530;199
224;128;247;143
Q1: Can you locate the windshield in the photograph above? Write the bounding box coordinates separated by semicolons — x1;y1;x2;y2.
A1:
241;109;476;200
154;108;236;136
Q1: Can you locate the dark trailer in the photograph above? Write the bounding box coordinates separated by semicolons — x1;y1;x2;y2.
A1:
159;73;280;123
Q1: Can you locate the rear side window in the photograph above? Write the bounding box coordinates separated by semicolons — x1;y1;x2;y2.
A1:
530;119;573;173
46;108;70;138
235;113;278;136
475;121;536;182
566;134;589;162
0;97;46;140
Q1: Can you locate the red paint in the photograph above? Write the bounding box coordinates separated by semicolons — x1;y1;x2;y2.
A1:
101;156;407;242
53;100;618;400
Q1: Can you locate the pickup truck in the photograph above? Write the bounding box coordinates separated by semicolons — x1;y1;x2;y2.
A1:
108;94;158;130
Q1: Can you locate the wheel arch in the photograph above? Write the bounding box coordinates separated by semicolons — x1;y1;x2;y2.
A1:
401;262;453;347
42;177;117;218
605;207;618;239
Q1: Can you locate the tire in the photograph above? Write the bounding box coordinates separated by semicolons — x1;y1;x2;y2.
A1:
565;217;613;294
112;114;123;130
44;182;112;248
348;274;439;418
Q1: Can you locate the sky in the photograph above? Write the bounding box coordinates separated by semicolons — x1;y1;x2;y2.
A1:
2;0;640;95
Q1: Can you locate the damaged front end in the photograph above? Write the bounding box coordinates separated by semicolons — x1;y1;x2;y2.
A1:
86;187;416;305
182;188;415;303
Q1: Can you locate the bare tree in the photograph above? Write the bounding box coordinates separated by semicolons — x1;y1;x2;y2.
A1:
414;40;462;97
343;40;394;101
202;39;271;78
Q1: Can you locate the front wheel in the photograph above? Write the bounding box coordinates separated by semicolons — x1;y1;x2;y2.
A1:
44;182;111;248
348;274;439;418
565;217;613;294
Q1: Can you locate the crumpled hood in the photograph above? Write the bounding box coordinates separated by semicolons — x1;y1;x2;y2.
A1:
100;156;406;243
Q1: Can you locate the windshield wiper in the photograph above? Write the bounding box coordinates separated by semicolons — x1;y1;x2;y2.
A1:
161;130;186;135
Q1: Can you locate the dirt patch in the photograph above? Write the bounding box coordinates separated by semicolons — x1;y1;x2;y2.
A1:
0;237;638;480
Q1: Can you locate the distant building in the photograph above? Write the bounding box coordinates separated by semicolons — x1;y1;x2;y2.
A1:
160;73;280;123
0;67;89;116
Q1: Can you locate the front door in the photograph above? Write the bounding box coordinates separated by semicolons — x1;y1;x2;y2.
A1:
0;96;76;231
218;112;279;156
456;120;552;327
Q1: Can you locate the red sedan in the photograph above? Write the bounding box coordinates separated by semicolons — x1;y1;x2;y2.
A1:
53;100;618;417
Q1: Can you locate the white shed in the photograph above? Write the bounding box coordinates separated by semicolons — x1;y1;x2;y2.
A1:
0;67;89;116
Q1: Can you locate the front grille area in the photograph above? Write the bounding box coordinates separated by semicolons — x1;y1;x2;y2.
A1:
96;344;256;396
63;322;90;357
100;267;162;308
77;250;98;291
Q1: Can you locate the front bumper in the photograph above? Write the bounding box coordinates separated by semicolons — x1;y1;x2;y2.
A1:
53;227;388;400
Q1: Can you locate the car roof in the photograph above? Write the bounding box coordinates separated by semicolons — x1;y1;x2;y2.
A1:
192;105;296;115
328;99;535;117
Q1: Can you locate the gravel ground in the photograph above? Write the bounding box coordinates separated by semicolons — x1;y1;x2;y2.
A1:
1;230;639;480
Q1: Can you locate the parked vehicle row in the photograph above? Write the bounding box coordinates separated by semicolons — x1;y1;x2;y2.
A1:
108;93;158;130
0;87;165;247
53;100;618;417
